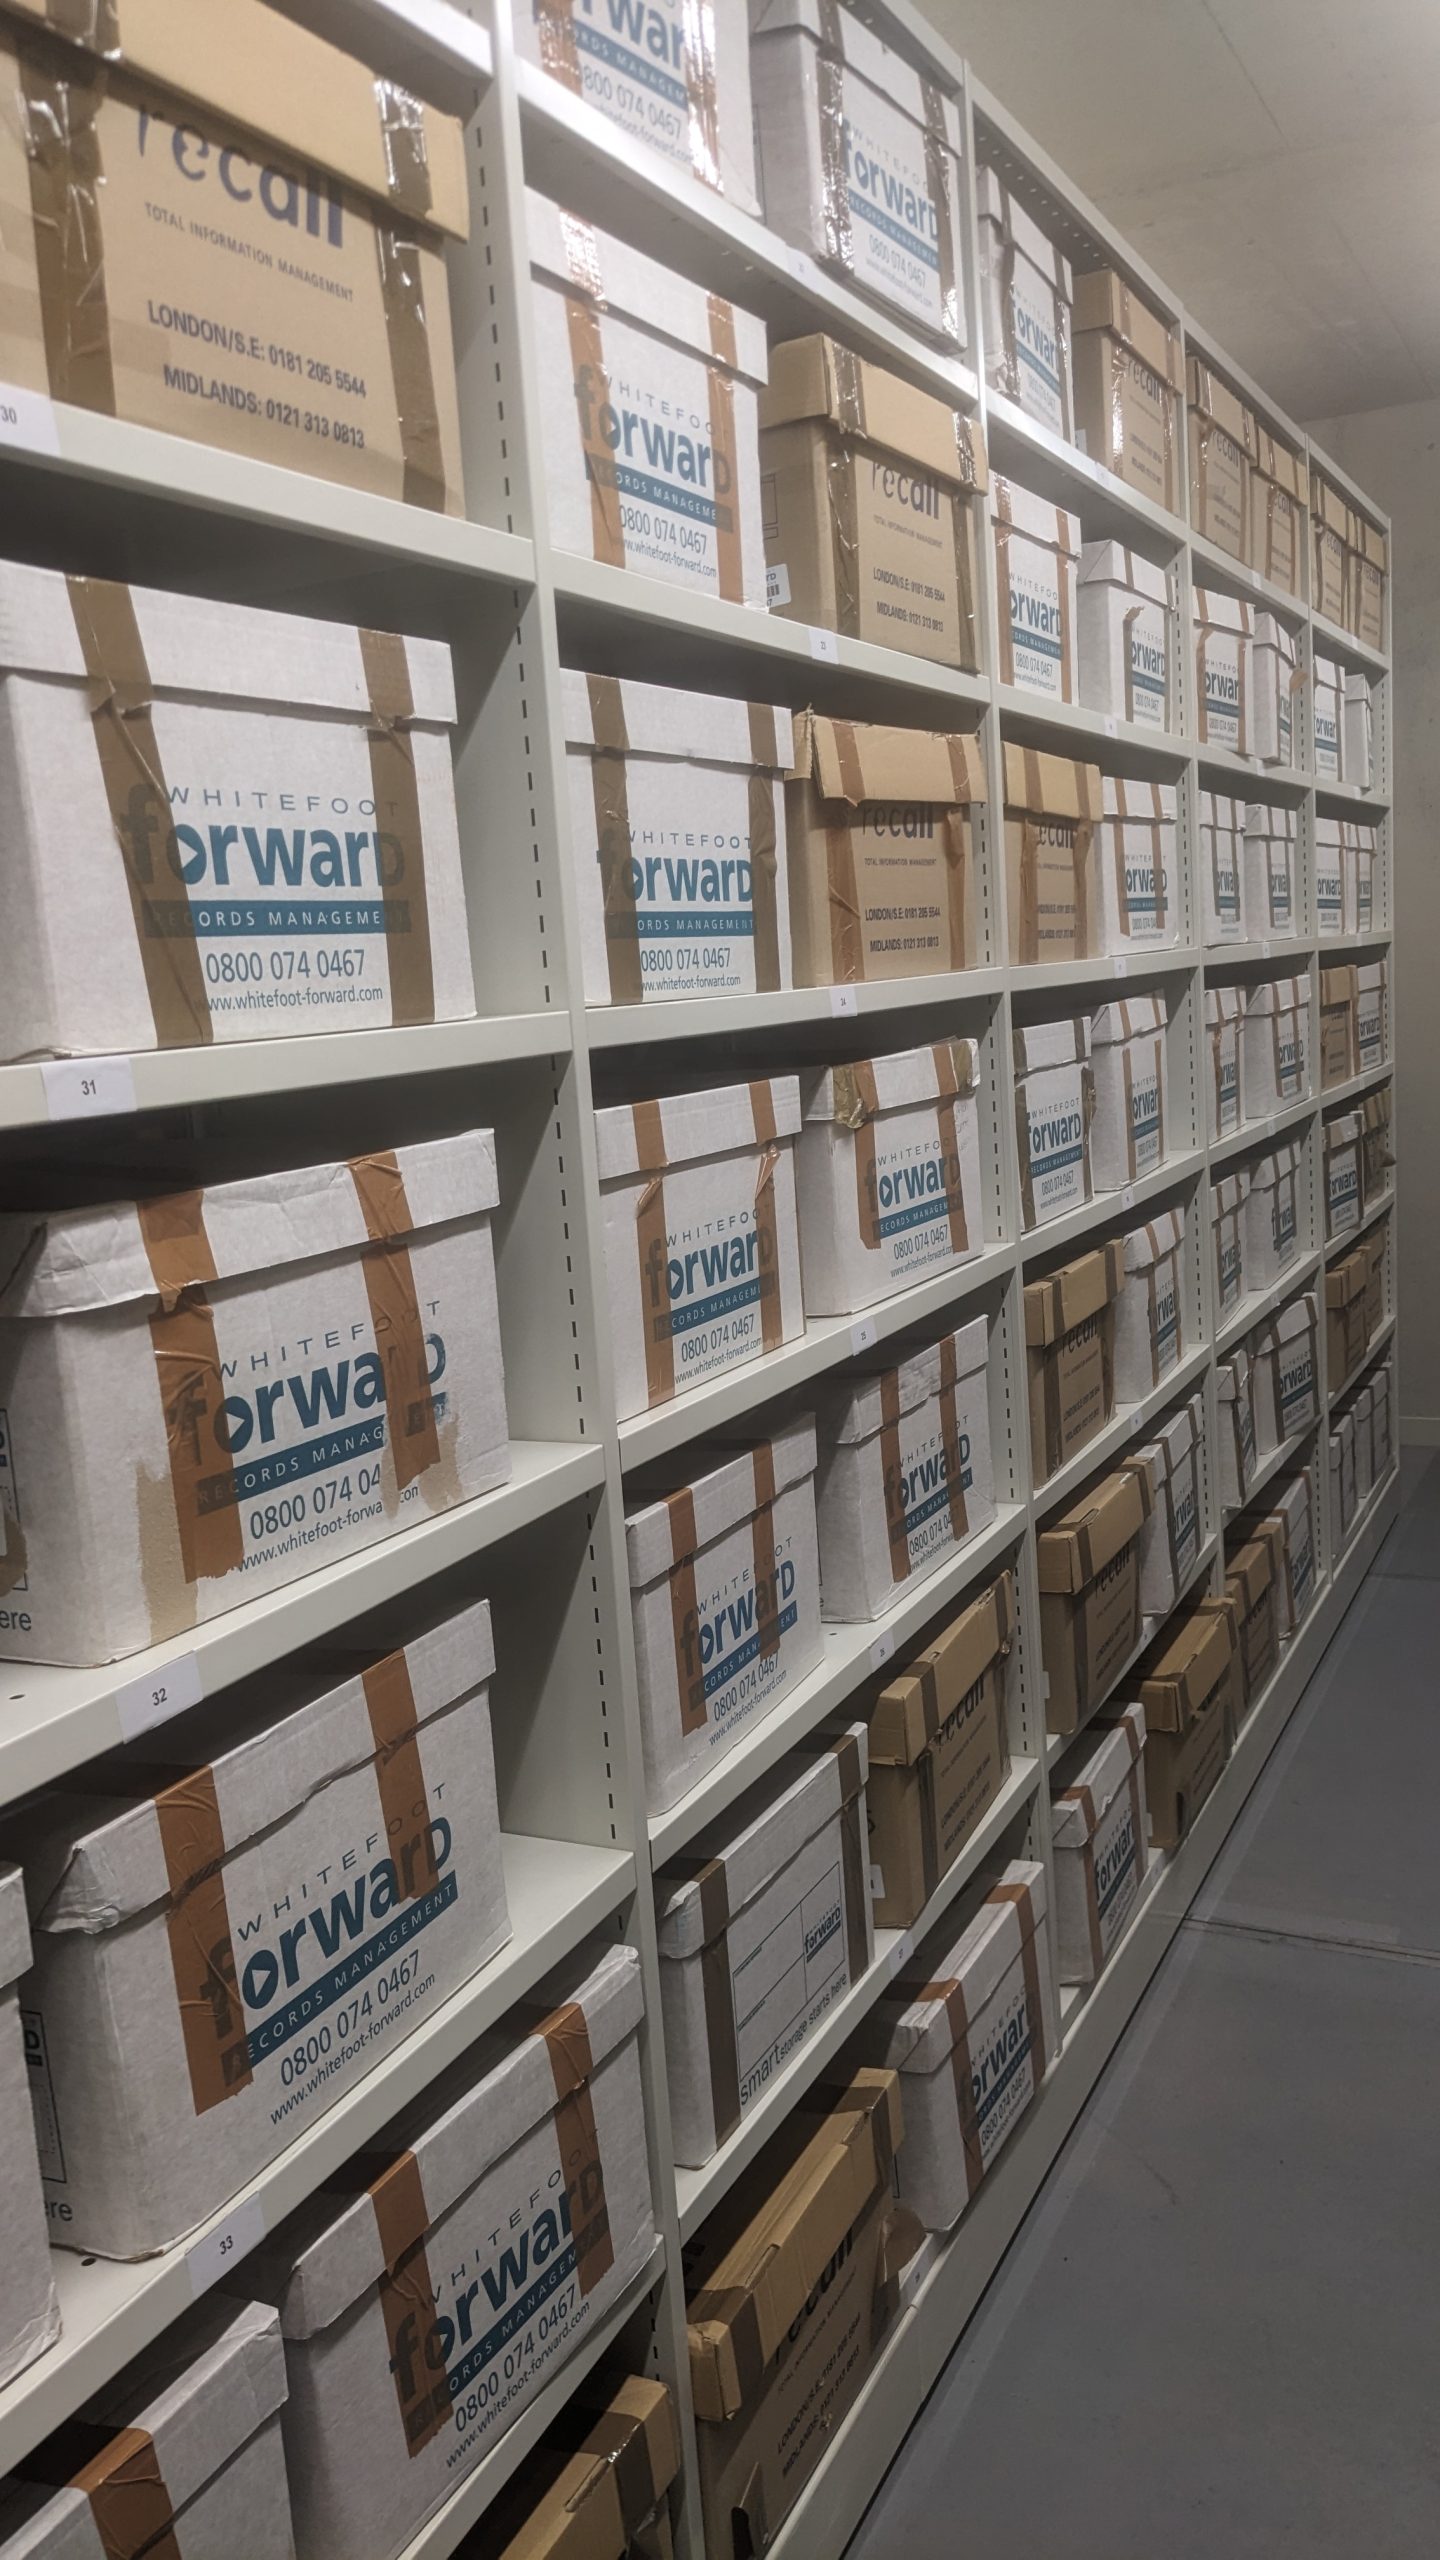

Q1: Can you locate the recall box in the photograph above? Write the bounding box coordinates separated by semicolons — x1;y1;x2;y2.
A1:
0;1863;57;2388
1187;360;1252;561
1243;1469;1316;1640
1126;1598;1238;1848
978;169;1074;435
785;713;985;987
1077;542;1171;731
1226;1530;1278;1709
992;478;1081;700
1250;427;1306;595
1311;472;1350;623
857;1570;1015;1930
1325;1110;1363;1242
1252;614;1300;769
1014;1016;1094;1231
815;1317;994;1623
797;1040;983;1315
1025;1239;1125;1487
1072;271;1183;511
1319;966;1359;1089
1315;815;1345;939
1312;654;1344;782
1003;745;1102;966
514;0;757;209
1037;1465;1151;1738
1089;995;1168;1193
1051;1703;1148;1983
469;2373;681;2560
1344;672;1374;792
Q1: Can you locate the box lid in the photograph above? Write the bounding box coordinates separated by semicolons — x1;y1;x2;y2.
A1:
1014;1016;1091;1077
1001;744;1102;823
1244;801;1297;842
1072;269;1182;390
1320;965;1360;1005
866;1572;1015;1767
685;2068;901;2423
1198;791;1247;832
1357;958;1388;996
1194;586;1253;638
1252;427;1306;503
1100;778;1177;825
1248;1467;1313;1546
1326;1254;1369;1312
1312;474;1351;538
751;0;964;149
1036;1467;1149;1596
869;1860;1048;2073
1205;985;1243;1028
1023;1238;1125;1349
1213;1169;1250;1217
1325;1110;1363;1151
1126;1398;1197;1500
0;1131;497;1322
793;712;986;808
1313;653;1343;690
1123;1208;1184;1276
559;670;792;773
1051;1702;1145;1847
976;166;1073;298
761;337;986;489
1076;540;1170;606
655;1726;867;1958
625;1417;817;1591
1217;1346;1251;1401
991;475;1080;554
1314;814;1345;853
1134;1598;1235;1732
1090;993;1165;1050
1247;975;1308;1018
1250;1141;1301;1191
818;1313;988;1449
1352;515;1389;571
469;2375;681;2560
1253;614;1297;663
527;192;767;384
804;1040;980;1128
594;1078;801;1182
1225;1534;1275;1614
1186;358;1252;449
0;1860;29;1995
0;0;470;239
248;1942;644;2340
1362;1086;1393;1135
1343;668;1372;707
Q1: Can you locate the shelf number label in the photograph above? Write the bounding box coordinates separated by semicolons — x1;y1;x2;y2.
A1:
850;1316;878;1356
870;1629;896;1673
829;984;858;1017
188;2193;266;2297
42;1055;138;1120
115;1650;204;1743
808;626;840;664
0;381;60;456
1102;715;1119;738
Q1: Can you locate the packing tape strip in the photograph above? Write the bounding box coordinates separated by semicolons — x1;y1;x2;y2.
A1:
359;627;435;1026
375;216;447;512
349;1151;442;1492
18;2420;177;2560
880;1366;912;1586
362;1647;442;1906
746;705;783;994
374;78;434;225
154;1761;254;2115
632;1100;675;1409
532;1998;616;2298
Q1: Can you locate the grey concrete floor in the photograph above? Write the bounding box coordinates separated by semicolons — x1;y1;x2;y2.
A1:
847;1449;1440;2560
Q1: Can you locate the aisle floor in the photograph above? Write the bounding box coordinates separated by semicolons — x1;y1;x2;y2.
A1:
846;1452;1440;2560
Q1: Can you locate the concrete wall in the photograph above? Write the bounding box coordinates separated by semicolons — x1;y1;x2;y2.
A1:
1307;402;1436;1439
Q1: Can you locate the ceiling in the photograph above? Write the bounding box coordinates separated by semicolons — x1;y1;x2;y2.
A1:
920;0;1440;424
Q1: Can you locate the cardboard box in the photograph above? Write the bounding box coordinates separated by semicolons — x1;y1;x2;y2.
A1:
0;565;475;1061
1241;804;1298;941
1089;995;1168;1192
1114;1208;1185;1406
857;1573;1014;1930
1311;473;1350;625
1243;974;1310;1115
1014;1016;1094;1231
1243;1469;1316;1638
1072;270;1183;511
1312;652;1344;782
1205;985;1243;1140
1187;360;1252;560
797;1041;983;1315
1363;1225;1388;1341
1325;1109;1363;1242
1128;1598;1238;1847
528;191;767;601
0;1864;58;2388
1356;958;1388;1072
1217;1350;1257;1513
624;1419;823;1818
656;1727;871;2166
1349;1381;1375;1505
859;1862;1056;2227
0;2300;291;2560
595;1077;804;1421
0;2;467;510
1;1603;509;2259
1330;1412;1357;1551
248;1942;654;2560
784;713;985;986
1051;1705;1148;1983
1093;779;1180;954
561;672;793;1008
1024;1239;1125;1486
1003;746;1102;965
1037;1465;1151;1737
977;168;1073;434
1213;1169;1249;1322
751;0;969;346
760;336;985;666
1249;428;1306;596
0;1132;508;1665
686;2069;909;2554
1244;1143;1301;1292
1200;791;1247;945
467;2374;681;2560
1347;513;1389;652
814;1317;994;1623
1253;1291;1319;1454
516;0;757;210
1362;1084;1394;1206
1193;588;1253;760
1372;1363;1396;1482
1126;1395;1204;1619
1326;1248;1370;1396
992;479;1081;700
1077;542;1171;731
1225;1532;1278;1710
1346;821;1379;935
1343;671;1374;793
1251;614;1300;770
1319;966;1359;1089
1314;814;1345;940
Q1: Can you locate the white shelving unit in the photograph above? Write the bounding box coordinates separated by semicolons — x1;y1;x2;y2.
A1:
0;0;1399;2555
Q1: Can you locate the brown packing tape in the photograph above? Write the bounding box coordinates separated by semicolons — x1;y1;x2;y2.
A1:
943;806;971;970
993;514;1017;686
919;78;960;344
918;1972;984;2200
349;1153;442;1493
564;276;626;567
362;1648;441;1909
815;0;852;278
43;0;121;47
880;1368;913;1586
534;0;582;87
840;1785;869;1986
937;1333;970;1543
827;435;863;637
20;32;115;412
685;8;721;191
155;1763;253;2115
676;1856;742;2144
570;2405;664;2541
991;1876;1046;2077
590;684;644;1006
535;2000;616;2298
825;813;865;984
664;1486;706;1737
359;628;436;1026
750;1083;785;1355
751;1436;782;1668
374;79;433;225
746;704;783;994
138;1195;246;1587
375;216;448;513
366;2149;451;2458
706;353;745;606
633;1101;675;1407
1055;506;1075;698
18;2419;178;2560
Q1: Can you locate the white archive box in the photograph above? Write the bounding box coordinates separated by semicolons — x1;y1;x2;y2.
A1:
0;1863;57;2390
1077;542;1171;731
1205;986;1243;1140
1014;1017;1094;1231
527;192;768;603
245;1943;654;2560
977;168;1074;436
1372;1363;1396;1481
856;1860;1057;2231
1242;977;1310;1118
0;1134;509;1666
750;0;969;349
1199;791;1246;944
655;1725;872;2168
624;1419;823;1817
1193;588;1253;760
796;1041;983;1317
1217;1350;1257;1512
514;0;758;210
1095;780;1179;954
1330;1412;1357;1550
1245;1143;1302;1291
1126;1396;1203;1618
1251;1292;1320;1457
1344;671;1374;793
991;477;1080;702
595;1077;804;1421
1315;815;1345;939
1350;1381;1376;1505
1251;612;1300;769
1051;1704;1148;1986
1325;1110;1363;1241
560;672;793;1008
1312;655;1344;782
0;566;476;1062
2;1602;509;2259
1347;823;1379;934
1247;1469;1317;1639
1114;1209;1185;1405
1241;804;1299;941
814;1317;995;1623
1089;996;1168;1193
0;2301;292;2560
1357;959;1389;1071
1213;1169;1249;1322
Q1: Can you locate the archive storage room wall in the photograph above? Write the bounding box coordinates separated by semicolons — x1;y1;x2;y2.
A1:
0;0;1397;2555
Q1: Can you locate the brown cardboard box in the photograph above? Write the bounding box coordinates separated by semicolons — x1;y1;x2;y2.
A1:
1311;473;1351;625
1348;514;1389;652
1072;269;1183;513
1130;1597;1239;1846
1025;1239;1126;1485
0;1;466;510
1004;745;1104;966
1037;1464;1152;1737
1362;1084;1394;1205
1225;1535;1278;1711
1363;1225;1388;1340
687;2071;910;2556
1249;427;1306;596
785;712;986;986
859;1572;1015;1928
1187;359;1252;561
1319;966;1359;1089
1327;1248;1370;1393
465;2375;682;2559
759;336;987;666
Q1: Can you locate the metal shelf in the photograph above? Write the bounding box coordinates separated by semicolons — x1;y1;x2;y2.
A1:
1315;779;1391;814
1188;532;1305;626
1210;1096;1318;1168
586;972;1003;1049
1197;745;1310;798
1310;608;1391;678
1321;1060;1393;1110
1032;1345;1212;1520
1230;1417;1320;1522
1324;1193;1395;1260
1019;1149;1204;1264
985;391;1188;553
1203;939;1312;971
1216;1251;1323;1358
1044;1534;1220;1769
1011;945;1198;993
995;686;1189;772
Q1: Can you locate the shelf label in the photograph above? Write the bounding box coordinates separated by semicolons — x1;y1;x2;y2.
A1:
1114;955;1128;977
868;1862;886;1902
766;561;791;609
808;625;840;664
850;1316;878;1355
888;1931;914;1979
829;985;858;1018
0;381;59;456
870;1629;896;1673
115;1651;203;1743
188;2193;266;2296
1102;715;1119;738
42;1055;137;1121
1120;1185;1135;1210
